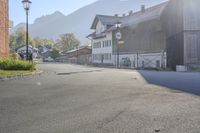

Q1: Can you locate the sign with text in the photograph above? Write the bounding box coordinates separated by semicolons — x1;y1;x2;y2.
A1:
115;32;122;40
118;41;125;45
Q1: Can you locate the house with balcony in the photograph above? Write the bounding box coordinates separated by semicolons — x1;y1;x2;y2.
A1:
88;0;200;70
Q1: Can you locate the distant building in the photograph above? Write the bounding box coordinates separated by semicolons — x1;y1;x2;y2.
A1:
37;45;53;58
0;0;9;57
88;0;200;70
59;46;92;64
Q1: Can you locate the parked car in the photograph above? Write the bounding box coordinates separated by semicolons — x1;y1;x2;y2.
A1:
43;57;54;62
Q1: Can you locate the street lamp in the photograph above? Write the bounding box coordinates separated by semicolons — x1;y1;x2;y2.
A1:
115;21;122;68
22;0;32;61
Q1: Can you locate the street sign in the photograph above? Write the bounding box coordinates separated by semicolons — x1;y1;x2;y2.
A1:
115;32;122;40
118;41;125;44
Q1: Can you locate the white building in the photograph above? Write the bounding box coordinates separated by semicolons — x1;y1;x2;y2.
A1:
87;15;120;65
87;4;167;69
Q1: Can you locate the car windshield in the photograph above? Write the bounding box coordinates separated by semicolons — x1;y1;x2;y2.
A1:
0;0;200;132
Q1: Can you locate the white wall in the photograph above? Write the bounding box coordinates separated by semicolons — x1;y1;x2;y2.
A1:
112;52;167;68
96;21;105;34
92;31;113;64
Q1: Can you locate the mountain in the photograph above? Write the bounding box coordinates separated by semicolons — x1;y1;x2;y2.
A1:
12;0;167;43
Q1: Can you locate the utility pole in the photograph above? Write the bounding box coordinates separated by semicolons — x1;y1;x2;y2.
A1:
137;52;139;68
115;21;122;68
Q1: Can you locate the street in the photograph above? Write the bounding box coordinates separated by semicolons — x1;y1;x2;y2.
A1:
139;70;200;96
0;63;200;133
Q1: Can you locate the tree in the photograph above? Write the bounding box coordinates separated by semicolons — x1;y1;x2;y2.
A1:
9;33;16;50
14;27;32;48
15;28;26;47
32;37;42;48
56;33;80;51
84;40;91;46
32;37;55;48
51;48;60;59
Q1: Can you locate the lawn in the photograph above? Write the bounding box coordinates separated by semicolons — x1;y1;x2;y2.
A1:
0;70;33;77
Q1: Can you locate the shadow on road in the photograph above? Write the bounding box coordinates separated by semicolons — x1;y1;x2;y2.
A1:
57;70;103;75
138;70;200;96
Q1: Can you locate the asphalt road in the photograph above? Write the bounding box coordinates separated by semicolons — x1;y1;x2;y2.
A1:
139;70;200;96
0;63;200;133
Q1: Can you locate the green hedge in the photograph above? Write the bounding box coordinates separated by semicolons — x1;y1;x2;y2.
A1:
0;58;36;71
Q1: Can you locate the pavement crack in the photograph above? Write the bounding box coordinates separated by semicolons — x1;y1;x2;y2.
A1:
96;109;126;130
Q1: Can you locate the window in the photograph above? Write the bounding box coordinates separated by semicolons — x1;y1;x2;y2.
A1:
93;42;101;49
109;40;112;47
102;40;112;47
93;54;102;61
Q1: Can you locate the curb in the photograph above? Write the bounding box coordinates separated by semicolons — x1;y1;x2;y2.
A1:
0;70;43;81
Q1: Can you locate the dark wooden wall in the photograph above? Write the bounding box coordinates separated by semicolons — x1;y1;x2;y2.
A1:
112;19;166;55
183;0;200;31
182;0;200;65
161;0;200;69
161;0;184;70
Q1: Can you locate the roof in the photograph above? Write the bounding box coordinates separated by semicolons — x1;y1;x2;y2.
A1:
123;1;168;27
90;15;123;29
64;46;92;54
90;1;169;32
86;32;96;38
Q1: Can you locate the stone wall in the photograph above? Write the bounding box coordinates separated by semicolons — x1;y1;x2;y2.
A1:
0;0;9;57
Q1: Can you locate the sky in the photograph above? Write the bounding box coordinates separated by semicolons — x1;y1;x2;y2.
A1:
9;0;98;26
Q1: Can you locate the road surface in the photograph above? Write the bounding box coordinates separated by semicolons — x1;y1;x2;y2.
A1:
0;63;200;133
139;70;200;95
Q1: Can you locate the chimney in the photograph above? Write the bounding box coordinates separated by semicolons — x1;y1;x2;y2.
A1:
129;10;133;16
122;13;126;17
141;5;145;12
114;14;118;17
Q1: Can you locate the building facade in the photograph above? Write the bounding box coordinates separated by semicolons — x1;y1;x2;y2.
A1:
88;0;200;70
88;15;117;65
0;0;9;57
161;0;200;69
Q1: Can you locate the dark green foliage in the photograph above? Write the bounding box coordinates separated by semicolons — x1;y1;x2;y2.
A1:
0;58;36;71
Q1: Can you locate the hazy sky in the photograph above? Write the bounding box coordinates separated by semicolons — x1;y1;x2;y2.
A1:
9;0;98;26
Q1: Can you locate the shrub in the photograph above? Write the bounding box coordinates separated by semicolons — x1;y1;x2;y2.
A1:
0;58;36;71
9;52;20;60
